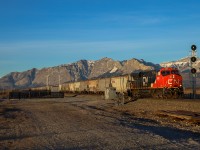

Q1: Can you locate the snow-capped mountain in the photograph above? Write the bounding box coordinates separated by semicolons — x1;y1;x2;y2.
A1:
160;57;200;73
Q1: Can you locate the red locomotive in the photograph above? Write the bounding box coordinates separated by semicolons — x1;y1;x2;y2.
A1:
129;67;183;99
152;67;182;88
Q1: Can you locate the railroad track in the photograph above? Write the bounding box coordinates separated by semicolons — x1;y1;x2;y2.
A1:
157;110;200;124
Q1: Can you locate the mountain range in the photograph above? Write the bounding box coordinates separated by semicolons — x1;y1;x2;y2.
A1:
0;57;199;90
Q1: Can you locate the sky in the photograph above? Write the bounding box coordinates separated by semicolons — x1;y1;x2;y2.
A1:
0;0;200;77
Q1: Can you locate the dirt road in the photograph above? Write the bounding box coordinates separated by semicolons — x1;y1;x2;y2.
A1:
0;95;200;149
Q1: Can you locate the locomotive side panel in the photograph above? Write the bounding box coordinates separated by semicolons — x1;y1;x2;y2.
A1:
143;71;157;87
129;71;157;98
131;71;156;89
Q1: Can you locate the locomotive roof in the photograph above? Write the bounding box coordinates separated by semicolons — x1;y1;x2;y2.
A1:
160;67;179;71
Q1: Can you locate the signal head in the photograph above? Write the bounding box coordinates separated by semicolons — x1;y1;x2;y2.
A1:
191;56;197;62
191;45;197;51
191;68;197;74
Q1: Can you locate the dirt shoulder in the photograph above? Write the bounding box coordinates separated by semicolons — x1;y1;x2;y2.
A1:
0;95;200;149
113;98;200;133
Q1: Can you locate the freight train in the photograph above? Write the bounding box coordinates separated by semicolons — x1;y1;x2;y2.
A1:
60;67;183;99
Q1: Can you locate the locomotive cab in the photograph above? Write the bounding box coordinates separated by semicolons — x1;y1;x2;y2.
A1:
148;68;183;98
152;68;182;88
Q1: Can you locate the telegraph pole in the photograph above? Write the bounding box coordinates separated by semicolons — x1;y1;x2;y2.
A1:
58;67;61;91
46;67;62;92
46;68;50;90
190;45;197;99
46;75;50;90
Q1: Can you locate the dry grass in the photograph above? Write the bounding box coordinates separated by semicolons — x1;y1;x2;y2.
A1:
184;88;200;94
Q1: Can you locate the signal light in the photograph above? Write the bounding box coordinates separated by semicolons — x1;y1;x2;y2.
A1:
191;45;197;51
191;56;197;62
191;68;197;74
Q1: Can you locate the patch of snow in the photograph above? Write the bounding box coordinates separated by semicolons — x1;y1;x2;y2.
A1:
160;61;188;68
87;60;95;67
110;66;118;73
160;57;200;72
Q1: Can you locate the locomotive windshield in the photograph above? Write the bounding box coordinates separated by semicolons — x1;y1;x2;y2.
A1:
161;70;170;76
161;69;180;76
171;70;180;75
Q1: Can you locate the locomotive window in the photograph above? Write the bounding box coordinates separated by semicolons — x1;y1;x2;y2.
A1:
171;70;179;75
161;71;170;76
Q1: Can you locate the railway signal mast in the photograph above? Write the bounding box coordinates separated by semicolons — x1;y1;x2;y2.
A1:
190;45;197;99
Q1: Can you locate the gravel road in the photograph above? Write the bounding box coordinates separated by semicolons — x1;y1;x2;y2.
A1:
0;95;200;149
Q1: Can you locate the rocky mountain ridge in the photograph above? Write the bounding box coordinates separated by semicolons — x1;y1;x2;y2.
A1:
0;57;159;89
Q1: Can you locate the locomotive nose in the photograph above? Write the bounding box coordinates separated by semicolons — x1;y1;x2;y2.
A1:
167;75;182;87
173;76;182;87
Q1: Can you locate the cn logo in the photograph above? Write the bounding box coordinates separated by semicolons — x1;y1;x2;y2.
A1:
168;79;179;85
143;77;148;86
174;79;180;84
168;79;173;85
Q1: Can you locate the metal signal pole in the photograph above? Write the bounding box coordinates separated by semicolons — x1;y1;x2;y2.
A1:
190;45;197;99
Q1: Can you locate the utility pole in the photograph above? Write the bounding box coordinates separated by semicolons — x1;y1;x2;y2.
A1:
45;67;63;92
58;67;61;91
46;68;50;90
46;75;49;90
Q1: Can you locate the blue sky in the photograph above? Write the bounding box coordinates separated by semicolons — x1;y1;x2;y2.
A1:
0;0;200;77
